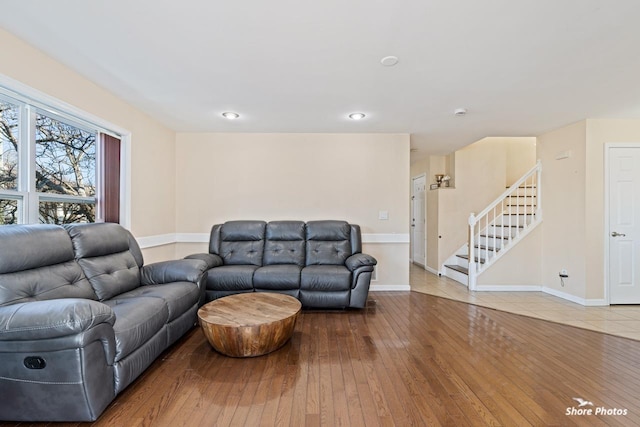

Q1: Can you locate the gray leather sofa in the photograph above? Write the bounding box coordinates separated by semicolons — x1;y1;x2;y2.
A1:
0;223;208;422
187;220;377;308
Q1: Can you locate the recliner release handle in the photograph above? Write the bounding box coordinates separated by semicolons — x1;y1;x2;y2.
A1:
24;356;46;369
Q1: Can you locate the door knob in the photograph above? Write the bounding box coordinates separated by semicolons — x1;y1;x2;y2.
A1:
611;231;626;237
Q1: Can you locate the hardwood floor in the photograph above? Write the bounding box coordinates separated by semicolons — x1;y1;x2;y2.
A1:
4;291;640;426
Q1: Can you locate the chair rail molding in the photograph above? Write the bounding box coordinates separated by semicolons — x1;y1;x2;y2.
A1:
137;232;410;249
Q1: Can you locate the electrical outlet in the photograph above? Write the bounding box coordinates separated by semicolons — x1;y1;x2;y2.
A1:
559;268;568;278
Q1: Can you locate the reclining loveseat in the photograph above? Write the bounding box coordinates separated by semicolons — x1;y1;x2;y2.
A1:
186;220;377;308
0;223;208;422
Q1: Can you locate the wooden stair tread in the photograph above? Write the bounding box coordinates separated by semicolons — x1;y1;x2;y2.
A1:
444;264;469;275
480;234;510;240
456;254;486;264
475;245;500;252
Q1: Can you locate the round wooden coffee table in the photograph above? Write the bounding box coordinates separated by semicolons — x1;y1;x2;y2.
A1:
197;292;302;357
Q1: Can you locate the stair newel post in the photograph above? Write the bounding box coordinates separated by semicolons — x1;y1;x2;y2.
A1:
468;213;477;290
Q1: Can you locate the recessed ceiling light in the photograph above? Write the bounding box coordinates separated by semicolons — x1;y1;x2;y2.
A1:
222;112;240;120
454;108;467;116
349;112;366;120
380;56;399;67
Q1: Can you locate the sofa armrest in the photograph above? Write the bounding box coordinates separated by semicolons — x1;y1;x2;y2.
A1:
184;253;224;269
345;253;377;272
141;259;208;285
0;299;115;341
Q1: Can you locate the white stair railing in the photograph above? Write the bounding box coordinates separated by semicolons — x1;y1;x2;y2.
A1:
467;160;542;290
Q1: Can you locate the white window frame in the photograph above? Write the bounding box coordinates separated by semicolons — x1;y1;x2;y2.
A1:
0;74;131;227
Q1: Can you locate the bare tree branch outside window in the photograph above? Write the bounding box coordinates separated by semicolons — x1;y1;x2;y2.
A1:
35;114;96;224
0;101;19;224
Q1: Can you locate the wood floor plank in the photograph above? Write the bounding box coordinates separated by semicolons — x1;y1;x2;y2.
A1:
4;291;640;426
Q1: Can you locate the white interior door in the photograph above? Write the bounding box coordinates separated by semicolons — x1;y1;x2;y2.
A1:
412;176;426;266
609;146;640;304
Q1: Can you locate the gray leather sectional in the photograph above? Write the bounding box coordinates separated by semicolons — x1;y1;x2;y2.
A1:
0;223;208;422
187;220;377;308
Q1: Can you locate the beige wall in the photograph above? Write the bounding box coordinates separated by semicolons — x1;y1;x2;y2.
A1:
0;29;177;263
537;121;588;297
506;137;537;184
477;226;542;286
175;133;410;287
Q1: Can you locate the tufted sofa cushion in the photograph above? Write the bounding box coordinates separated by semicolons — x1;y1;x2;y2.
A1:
263;221;306;266
0;225;97;306
65;223;143;301
305;220;353;265
218;221;266;266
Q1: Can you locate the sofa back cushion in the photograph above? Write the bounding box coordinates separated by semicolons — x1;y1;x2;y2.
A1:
0;225;96;306
216;221;266;266
263;221;306;266
65;223;143;301
305;220;353;266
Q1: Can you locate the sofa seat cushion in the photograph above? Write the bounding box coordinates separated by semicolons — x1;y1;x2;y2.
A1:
103;296;168;362
299;290;349;308
254;265;301;290
115;283;200;322
207;265;257;291
301;265;351;291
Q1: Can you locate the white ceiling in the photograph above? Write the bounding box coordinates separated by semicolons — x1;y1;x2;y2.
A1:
2;0;640;161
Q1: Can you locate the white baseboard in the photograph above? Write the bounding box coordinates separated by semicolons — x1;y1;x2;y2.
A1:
370;284;411;292
475;285;542;292
583;299;608;307
469;284;608;306
542;287;608;306
424;266;440;276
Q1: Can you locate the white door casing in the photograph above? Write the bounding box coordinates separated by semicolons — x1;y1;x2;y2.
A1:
608;146;640;304
412;175;426;266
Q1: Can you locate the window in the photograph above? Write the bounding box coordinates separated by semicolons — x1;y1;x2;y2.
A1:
0;99;21;224
0;91;120;225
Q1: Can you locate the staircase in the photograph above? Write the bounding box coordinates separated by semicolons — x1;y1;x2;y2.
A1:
443;160;542;289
